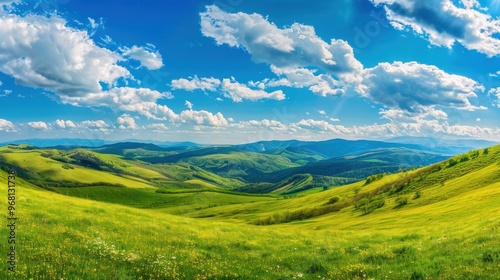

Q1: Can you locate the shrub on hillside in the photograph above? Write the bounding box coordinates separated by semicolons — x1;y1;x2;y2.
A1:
395;196;408;208
359;199;385;215
413;190;422;200
325;196;340;205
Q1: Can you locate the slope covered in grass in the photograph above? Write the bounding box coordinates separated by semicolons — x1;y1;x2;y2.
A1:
0;147;153;189
0;146;499;279
0;145;499;279
186;146;500;226
0;145;245;191
179;151;301;178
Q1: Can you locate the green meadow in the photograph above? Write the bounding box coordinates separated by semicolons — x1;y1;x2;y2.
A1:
0;144;499;279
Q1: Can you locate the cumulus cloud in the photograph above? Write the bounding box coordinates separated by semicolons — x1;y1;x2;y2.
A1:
359;61;485;113
60;87;177;120
171;76;221;92
292;119;351;134
221;78;285;102
171;76;285;102
122;45;163;70
81;120;109;131
0;11;181;121
146;123;168;132
179;110;229;127
55;119;76;129
234;119;288;132
488;87;500;107
0;13;131;97
200;5;363;94
0;118;15;132
370;0;500;56
116;114;138;130
28;121;49;130
268;66;345;96
185;100;193;110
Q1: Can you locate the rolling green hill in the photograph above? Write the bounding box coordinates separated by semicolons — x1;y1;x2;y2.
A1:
238;148;448;192
179;151;301;178
0;145;244;191
0;144;499;279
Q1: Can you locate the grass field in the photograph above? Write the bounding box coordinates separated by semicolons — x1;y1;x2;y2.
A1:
0;145;499;279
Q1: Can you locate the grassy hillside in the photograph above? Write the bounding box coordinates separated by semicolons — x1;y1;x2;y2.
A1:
0;145;245;191
0;145;500;279
240;148;448;191
0;147;154;189
180;151;301;179
185;146;499;224
0;145;499;279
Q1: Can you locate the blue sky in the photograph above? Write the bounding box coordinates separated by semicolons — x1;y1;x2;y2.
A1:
0;0;500;144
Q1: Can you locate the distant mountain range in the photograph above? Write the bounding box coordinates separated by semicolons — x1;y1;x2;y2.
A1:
1;136;497;195
0;138;198;148
386;136;497;155
1;137;495;155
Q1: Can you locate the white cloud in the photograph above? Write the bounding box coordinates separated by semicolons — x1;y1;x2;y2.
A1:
0;13;131;98
268;66;344;96
87;17;103;36
319;110;326;115
200;5;363;95
28;121;49;130
171;76;286;102
180;110;229;127
221;78;285;102
359;61;485;112
0;80;2;86
0;89;11;97
330;118;340;122
380;107;448;122
461;0;479;9
0;118;15;132
488;87;500;108
370;0;500;57
122;45;163;70
0;11;179;122
116;114;138;130
81;120;109;131
171;76;221;92
87;17;102;30
235;119;288;132
292;119;350;134
60;87;177;121
224;113;500;141
146;123;168;132
185;100;193;110
55;119;76;129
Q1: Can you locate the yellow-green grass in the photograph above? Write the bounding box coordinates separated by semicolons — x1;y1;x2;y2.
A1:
185;146;500;226
184;179;220;189
63;149;169;180
0;150;153;189
149;162;245;189
0;146;499;279
52;185;276;213
0;167;498;279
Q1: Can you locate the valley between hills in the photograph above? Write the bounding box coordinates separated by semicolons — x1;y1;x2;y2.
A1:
0;138;499;279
